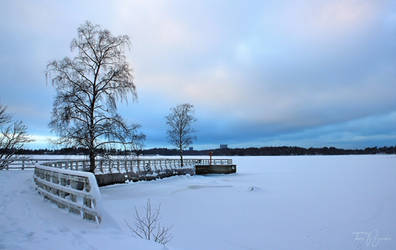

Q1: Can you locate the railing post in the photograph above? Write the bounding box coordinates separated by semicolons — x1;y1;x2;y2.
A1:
100;160;104;173
117;160;121;173
129;160;134;173
22;160;25;170
108;160;112;174
152;161;157;173
137;160;141;174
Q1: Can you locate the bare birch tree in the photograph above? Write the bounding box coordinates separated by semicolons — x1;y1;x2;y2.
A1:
166;104;196;166
46;21;144;173
0;105;32;169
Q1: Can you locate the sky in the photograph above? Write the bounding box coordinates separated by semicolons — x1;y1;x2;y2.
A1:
1;0;396;149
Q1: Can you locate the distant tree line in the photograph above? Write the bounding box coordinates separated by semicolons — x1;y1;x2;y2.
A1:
5;146;396;156
141;146;396;156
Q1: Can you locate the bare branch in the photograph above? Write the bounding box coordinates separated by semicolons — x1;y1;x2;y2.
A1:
126;199;173;245
0;105;33;169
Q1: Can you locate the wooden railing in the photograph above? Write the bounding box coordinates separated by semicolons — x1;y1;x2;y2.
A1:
0;158;73;170
33;165;102;223
41;158;233;174
32;157;234;222
2;158;233;171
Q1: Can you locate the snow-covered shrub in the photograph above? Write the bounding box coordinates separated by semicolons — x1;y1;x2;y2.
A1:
126;199;172;245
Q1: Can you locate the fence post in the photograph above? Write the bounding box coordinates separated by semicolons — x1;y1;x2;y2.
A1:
100;160;104;173
152;161;157;173
129;160;134;173
117;160;120;173
108;160;112;174
137;160;141;174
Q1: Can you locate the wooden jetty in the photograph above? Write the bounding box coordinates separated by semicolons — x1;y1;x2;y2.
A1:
38;158;237;186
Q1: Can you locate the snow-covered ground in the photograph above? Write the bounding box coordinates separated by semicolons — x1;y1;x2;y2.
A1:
1;155;395;250
0;171;168;250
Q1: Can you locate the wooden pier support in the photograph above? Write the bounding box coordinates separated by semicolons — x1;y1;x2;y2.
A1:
195;164;237;175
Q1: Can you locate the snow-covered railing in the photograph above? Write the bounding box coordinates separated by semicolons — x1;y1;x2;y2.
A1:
0;158;82;170
42;158;233;175
33;165;102;223
191;159;232;166
2;157;233;172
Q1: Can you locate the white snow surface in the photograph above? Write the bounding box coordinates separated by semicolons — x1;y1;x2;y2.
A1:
1;155;395;250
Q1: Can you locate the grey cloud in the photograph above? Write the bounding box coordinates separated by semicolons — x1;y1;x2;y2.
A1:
1;0;396;148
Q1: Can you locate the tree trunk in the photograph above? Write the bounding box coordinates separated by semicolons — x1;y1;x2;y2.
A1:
89;92;96;173
89;150;96;173
179;147;184;167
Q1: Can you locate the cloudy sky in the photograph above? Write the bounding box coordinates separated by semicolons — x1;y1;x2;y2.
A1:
1;0;396;149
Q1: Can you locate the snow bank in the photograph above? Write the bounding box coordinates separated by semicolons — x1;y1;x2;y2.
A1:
0;170;176;250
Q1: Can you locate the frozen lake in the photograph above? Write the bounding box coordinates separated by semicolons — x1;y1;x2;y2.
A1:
1;155;395;250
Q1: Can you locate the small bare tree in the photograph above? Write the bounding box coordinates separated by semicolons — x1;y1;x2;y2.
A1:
126;199;172;245
46;21;145;173
166;104;196;166
0;105;32;169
